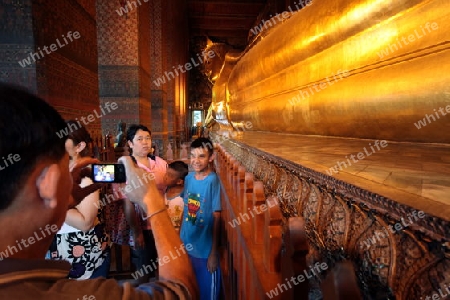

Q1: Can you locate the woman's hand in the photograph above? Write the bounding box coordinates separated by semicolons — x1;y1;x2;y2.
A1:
65;176;101;232
133;231;145;250
69;157;104;208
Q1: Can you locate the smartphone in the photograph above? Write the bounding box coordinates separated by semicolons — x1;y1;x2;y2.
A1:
92;163;126;183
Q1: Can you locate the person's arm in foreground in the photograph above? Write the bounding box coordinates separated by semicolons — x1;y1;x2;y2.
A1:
118;156;199;298
64;177;100;232
69;157;103;208
208;211;221;273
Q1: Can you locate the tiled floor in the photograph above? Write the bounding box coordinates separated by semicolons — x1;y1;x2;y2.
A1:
227;131;450;221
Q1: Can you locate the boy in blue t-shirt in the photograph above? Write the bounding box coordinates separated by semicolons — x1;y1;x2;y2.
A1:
180;137;221;300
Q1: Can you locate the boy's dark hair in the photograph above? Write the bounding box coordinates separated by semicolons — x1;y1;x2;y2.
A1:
0;84;67;210
168;161;189;180
191;137;214;156
66;120;92;157
126;124;151;142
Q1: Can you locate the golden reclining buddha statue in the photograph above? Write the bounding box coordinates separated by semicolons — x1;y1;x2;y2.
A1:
209;0;449;144
205;0;450;299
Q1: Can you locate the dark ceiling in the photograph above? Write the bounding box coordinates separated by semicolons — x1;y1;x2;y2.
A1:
187;0;267;49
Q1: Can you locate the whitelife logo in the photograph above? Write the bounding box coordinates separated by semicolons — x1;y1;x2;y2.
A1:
250;0;312;36
55;102;118;139
18;31;81;67
288;70;349;106
377;22;439;59
413;104;450;129
116;0;148;16
0;224;59;260
152;50;216;87
131;243;193;280
228;197;278;228
326;140;388;176
0;154;21;172
360;210;425;250
266;262;328;298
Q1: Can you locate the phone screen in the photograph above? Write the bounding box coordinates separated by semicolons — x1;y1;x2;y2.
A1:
92;164;126;183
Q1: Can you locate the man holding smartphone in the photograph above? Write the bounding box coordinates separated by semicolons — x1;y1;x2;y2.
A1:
0;84;198;299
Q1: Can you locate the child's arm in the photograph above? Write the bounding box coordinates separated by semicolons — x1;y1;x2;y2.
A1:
207;173;222;272
207;211;221;273
123;198;145;249
179;184;186;230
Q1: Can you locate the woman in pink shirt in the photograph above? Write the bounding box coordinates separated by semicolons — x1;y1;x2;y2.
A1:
109;124;167;284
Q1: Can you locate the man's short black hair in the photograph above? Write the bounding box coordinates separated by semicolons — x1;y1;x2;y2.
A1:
0;83;67;210
168;161;189;180
190;137;214;156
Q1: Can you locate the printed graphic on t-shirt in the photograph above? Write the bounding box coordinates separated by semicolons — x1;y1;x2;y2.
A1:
187;193;201;224
169;204;183;228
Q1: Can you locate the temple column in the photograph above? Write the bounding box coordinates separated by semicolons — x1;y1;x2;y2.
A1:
150;0;189;158
96;0;152;142
148;0;167;157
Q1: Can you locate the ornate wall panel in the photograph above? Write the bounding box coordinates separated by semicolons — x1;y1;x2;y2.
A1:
0;0;100;131
214;135;450;300
97;0;138;66
149;0;167;155
33;0;98;112
138;1;151;127
97;65;140;135
149;0;163;87
0;0;36;92
166;0;174;139
97;0;151;137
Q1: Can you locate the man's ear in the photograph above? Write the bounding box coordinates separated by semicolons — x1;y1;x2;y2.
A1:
35;164;61;209
76;141;87;153
209;152;216;162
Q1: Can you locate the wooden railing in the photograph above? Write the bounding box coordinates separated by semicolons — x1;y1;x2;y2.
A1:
96;133;363;295
89;133;115;162
215;144;362;299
